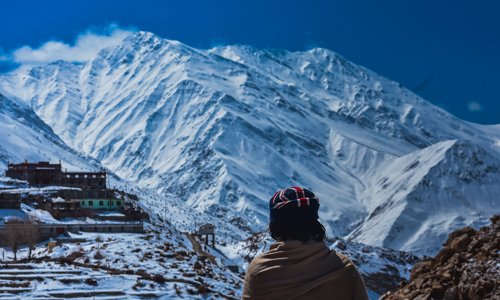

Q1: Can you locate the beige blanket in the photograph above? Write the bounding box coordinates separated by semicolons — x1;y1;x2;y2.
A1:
242;240;369;300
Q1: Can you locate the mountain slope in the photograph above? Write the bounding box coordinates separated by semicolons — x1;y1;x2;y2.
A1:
1;31;499;255
348;140;500;255
0;92;100;172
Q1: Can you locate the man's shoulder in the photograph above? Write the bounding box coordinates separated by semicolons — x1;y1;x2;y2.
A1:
246;251;270;274
248;242;352;272
325;249;353;271
247;249;275;272
332;251;352;265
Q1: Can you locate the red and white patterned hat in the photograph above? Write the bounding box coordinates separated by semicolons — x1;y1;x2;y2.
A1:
269;186;320;222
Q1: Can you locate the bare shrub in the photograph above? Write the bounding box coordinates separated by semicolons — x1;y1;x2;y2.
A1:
94;251;103;260
152;274;166;283
84;278;97;286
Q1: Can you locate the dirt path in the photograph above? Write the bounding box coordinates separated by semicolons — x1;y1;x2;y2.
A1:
184;233;217;264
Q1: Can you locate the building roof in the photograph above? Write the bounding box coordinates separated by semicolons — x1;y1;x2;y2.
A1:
0;209;27;224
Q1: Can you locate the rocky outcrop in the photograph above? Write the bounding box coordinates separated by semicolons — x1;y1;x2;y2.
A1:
382;215;499;300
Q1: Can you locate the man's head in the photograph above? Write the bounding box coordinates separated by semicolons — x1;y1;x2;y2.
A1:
268;187;325;242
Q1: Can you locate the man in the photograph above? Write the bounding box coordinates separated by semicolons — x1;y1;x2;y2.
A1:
243;187;369;300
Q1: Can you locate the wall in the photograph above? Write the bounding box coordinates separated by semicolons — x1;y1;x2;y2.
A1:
0;222;144;244
79;199;124;210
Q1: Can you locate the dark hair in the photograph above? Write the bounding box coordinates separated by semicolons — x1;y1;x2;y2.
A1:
269;219;326;243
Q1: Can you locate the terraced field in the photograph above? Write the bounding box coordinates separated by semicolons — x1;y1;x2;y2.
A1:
0;262;161;299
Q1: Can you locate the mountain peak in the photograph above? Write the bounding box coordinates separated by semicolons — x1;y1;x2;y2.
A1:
124;31;160;43
1;33;499;257
121;31;188;51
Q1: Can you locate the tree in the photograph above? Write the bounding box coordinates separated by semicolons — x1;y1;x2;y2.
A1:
24;218;40;260
5;222;23;261
0;232;6;262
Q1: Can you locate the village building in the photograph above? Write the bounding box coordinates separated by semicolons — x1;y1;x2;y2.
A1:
5;161;106;189
1;161;149;244
80;198;125;210
0;209;27;225
5;161;63;186
41;197;81;213
3;161;119;215
62;172;107;189
198;223;216;247
0;193;21;209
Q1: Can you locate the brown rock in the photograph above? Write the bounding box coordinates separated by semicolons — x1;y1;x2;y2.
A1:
439;270;452;281
450;234;472;252
490;215;500;225
414;294;430;300
468;288;482;300
411;260;432;280
446;227;476;245
443;286;457;300
430;281;445;299
435;246;455;265
466;239;483;252
415;278;425;289
384;216;499;300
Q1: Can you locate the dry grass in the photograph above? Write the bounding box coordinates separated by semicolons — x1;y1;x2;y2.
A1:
59;278;82;284
84;278;97;286
0;281;30;288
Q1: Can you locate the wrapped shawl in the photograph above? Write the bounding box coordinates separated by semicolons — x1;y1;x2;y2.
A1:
242;240;369;300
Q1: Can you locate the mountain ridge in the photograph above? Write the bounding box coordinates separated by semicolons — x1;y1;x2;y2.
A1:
1;31;499;256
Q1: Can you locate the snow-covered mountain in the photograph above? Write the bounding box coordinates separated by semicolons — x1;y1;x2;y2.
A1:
348;139;500;255
1;31;499;256
0;92;101;172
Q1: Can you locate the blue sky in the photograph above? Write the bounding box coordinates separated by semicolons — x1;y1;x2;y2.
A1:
0;0;498;124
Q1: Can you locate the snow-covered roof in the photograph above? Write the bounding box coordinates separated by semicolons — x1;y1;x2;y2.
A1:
0;209;27;224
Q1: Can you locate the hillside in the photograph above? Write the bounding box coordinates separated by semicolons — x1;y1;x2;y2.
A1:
349;140;500;255
0;92;101;171
382;215;499;300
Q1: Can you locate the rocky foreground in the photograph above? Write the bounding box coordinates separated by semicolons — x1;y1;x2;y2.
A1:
382;215;499;300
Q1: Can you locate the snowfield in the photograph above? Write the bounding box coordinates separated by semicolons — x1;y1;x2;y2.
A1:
0;222;243;299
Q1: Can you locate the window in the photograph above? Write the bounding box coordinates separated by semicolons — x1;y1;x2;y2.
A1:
89;201;93;206
99;200;104;206
81;201;84;205
117;201;121;206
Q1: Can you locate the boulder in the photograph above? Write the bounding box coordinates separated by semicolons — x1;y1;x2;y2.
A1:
381;215;499;300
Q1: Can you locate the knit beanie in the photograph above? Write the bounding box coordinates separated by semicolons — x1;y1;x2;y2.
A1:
269;187;320;222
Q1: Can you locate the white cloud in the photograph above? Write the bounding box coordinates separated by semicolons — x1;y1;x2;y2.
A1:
10;26;135;65
467;101;483;112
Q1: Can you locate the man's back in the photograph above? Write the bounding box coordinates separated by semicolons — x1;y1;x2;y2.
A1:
243;240;368;300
